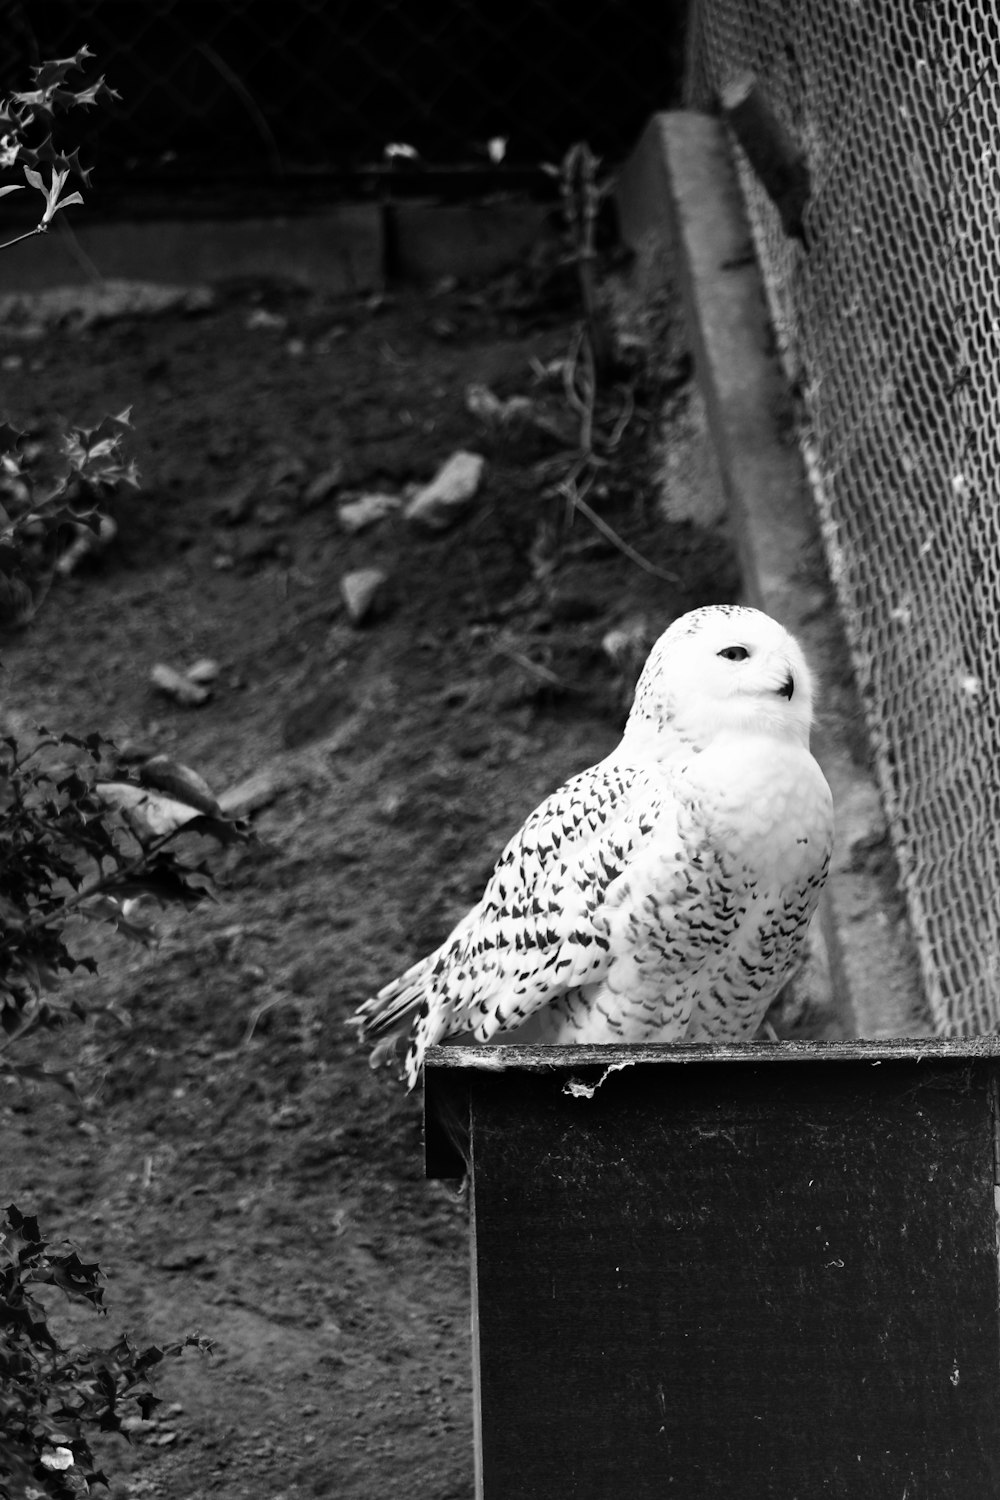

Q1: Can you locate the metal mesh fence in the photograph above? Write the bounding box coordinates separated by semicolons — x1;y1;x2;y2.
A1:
2;1;685;183
687;2;1000;1033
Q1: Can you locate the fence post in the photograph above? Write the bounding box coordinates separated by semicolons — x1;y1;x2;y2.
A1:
425;1038;1000;1498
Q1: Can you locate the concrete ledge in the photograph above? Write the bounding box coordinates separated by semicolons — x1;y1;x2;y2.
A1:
617;112;929;1040
0;206;383;294
0;195;549;294
385;199;549;284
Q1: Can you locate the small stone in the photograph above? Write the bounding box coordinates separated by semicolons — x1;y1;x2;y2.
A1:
340;567;389;625
219;767;285;818
338;493;401;534
139;754;221;815
55;514;118;576
465;383;532;423
186;657;221;684
404;450;486;530
150;663;210;706
246;308;286;331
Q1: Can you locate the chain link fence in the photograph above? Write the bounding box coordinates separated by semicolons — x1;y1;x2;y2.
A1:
1;1;685;185
687;1;1000;1034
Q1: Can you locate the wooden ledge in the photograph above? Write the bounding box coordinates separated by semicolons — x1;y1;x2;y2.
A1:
425;1035;1000;1075
423;1035;1000;1180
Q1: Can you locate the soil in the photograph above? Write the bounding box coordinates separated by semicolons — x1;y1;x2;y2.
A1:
0;257;741;1499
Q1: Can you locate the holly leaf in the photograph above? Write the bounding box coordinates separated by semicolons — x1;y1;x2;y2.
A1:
100;861;215;910
18;138;94;188
45;1249;105;1308
12;49;117;127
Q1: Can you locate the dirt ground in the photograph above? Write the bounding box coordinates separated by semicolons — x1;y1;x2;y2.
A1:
0;250;742;1498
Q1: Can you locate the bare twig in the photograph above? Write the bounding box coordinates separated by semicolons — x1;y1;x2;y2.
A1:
560;480;679;583
0;223;46;253
605;386;635;450
559;143;614;377
242;991;297;1046
492;639;572;692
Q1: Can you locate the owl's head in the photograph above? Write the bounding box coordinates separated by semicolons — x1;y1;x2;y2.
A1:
626;605;816;749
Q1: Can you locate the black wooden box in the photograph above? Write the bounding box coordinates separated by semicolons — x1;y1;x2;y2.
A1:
424;1038;1000;1499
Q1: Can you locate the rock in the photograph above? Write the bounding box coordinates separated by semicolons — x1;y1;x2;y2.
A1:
465;383;532;423
150;663;210;706
340;567;389;624
139;754;222;816
404;450;486;529
245;307;286;331
338;492;402;534
186;657;221;684
219;767;285;817
602;617;653;670
55;515;118;576
93;780;203;839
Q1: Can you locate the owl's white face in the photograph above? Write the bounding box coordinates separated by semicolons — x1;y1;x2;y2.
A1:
628;606;816;748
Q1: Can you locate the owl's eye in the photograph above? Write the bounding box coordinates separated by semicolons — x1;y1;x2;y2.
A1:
717;646;750;662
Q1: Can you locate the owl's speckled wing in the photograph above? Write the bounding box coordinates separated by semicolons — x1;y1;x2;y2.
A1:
354;753;763;1088
357;761;654;1077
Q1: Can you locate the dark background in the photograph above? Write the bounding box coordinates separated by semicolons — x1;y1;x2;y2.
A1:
4;0;689;197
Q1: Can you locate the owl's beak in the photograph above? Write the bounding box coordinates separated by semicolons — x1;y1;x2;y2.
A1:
777;672;795;700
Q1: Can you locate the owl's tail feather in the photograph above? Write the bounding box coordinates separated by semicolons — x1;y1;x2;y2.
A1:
352;964;428;1075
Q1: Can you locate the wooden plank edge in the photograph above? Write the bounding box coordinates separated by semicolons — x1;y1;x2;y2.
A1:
425;1035;1000;1074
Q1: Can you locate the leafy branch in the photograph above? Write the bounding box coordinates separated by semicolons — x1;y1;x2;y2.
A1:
0;1204;210;1500
0;733;250;1060
0;46;116;253
0;412;139;629
0;47;239;1496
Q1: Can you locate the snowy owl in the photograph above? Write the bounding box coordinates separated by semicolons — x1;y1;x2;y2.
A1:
354;605;833;1089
